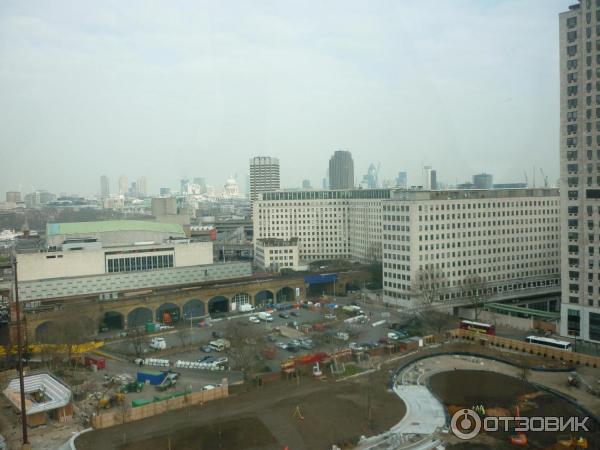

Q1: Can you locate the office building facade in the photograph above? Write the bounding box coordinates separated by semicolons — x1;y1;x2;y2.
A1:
328;151;354;189
382;189;561;305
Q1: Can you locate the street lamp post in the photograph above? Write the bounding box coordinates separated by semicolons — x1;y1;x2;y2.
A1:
12;256;29;446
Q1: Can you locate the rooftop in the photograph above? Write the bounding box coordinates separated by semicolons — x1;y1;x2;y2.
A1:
46;220;185;236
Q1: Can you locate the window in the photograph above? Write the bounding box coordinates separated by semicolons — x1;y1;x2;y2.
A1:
567;45;577;57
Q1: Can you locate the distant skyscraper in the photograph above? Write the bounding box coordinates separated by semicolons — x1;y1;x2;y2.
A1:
396;172;407;189
118;175;128;195
249;156;280;204
360;163;378;189
137;176;148;197
6;191;21;203
194;177;207;194
423;166;437;190
129;182;138;197
180;178;190;194
472;173;493;189
302;179;312;189
100;175;110;197
328;150;354;189
159;187;172;197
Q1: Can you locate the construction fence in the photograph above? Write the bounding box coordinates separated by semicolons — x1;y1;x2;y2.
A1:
449;328;600;368
90;381;228;429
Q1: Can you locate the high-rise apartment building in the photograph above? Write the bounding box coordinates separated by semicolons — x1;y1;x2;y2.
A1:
249;156;280;204
560;2;600;342
382;189;561;305
118;175;128;195
100;175;110;197
328;150;354;189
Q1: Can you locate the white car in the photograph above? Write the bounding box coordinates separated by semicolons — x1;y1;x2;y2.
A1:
249;316;260;323
149;337;166;350
201;384;215;391
275;341;288;349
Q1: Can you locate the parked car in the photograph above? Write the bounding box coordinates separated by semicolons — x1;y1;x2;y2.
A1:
201;345;212;353
276;341;288;349
198;356;215;363
290;311;299;317
267;334;277;342
249;316;261;323
201;384;216;391
279;313;290;319
212;331;224;338
285;344;299;352
299;339;314;349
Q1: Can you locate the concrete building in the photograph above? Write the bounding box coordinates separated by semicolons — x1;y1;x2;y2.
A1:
254;238;300;271
5;191;21;203
16;220;251;306
100;175;110;198
560;1;600;342
473;173;493;189
253;189;391;264
382;188;560;306
46;220;187;248
302;179;312;189
25;190;56;208
329;150;354;189
249;156;280;204
118;175;128;195
152;197;177;216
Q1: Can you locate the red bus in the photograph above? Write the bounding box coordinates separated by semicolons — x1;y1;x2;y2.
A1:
459;319;495;335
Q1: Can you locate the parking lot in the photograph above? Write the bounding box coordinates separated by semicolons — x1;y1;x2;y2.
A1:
97;295;418;388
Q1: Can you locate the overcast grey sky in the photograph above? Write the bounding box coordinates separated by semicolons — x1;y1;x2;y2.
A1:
0;0;572;196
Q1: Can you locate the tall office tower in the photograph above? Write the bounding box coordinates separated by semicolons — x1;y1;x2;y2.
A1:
396;171;407;189
100;175;110;197
560;2;600;342
118;175;128;195
423;166;437;190
137;176;148;197
249;156;280;204
328;150;354;189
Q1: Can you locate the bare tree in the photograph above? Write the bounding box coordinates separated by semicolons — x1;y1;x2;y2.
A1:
412;266;448;307
129;328;147;357
460;275;490;320
224;322;265;383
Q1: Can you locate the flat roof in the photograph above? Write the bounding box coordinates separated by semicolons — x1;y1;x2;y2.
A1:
47;220;185;236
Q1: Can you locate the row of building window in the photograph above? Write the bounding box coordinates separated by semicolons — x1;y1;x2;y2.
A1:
106;255;174;273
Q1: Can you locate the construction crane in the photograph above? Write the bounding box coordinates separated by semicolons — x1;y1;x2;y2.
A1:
539;168;549;188
523;171;528;187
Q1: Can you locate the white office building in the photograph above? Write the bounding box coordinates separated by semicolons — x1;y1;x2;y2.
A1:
382;189;561;307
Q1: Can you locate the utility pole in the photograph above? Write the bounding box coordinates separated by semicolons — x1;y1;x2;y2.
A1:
12;255;29;447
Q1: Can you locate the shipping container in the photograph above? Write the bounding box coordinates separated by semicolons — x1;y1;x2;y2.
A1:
137;370;166;385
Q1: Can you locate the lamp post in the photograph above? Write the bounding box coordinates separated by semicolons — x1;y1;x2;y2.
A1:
9;254;28;446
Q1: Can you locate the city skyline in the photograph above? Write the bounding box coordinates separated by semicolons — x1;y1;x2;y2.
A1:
0;1;572;195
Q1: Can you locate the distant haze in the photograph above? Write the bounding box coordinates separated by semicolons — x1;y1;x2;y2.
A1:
0;0;571;195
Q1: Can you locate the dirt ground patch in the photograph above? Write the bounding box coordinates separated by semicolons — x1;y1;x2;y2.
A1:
431;370;600;450
76;368;405;450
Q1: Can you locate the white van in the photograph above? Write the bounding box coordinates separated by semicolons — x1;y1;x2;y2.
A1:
209;338;231;352
257;311;273;322
149;337;167;350
239;303;255;312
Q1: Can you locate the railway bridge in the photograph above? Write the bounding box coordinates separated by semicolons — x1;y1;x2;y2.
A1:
23;270;370;343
